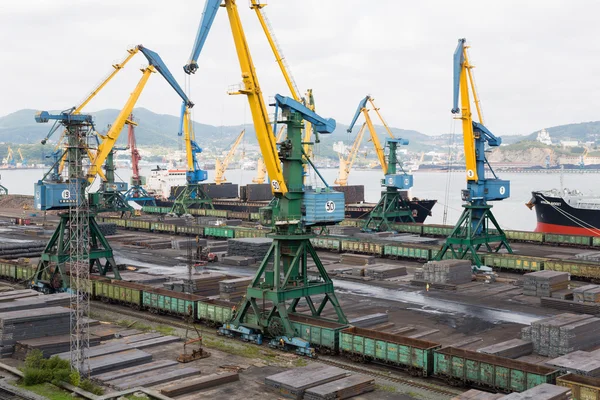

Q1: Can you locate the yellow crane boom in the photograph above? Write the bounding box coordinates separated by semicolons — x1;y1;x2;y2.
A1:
215;129;245;184
224;0;287;194
335;122;366;186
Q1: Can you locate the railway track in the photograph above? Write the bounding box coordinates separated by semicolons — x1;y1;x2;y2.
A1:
91;302;463;398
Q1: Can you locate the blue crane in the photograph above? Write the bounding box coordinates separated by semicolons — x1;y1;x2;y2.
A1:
436;38;512;266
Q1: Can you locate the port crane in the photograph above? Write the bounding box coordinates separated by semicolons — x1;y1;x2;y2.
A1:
435;38;512;267
214;129;245;185
32;45;193;292
185;0;347;341
3;147;15;168
334;122;367;186
347;95;415;231
123;114;156;206
253;126;285;184
17;148;27;166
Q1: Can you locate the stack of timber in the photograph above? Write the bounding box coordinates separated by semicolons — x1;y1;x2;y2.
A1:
265;364;348;400
416;259;472;285
546;351;600;377
222;256;255;266
501;383;570;400
340;254;375;266
0;242;46;259
304;374;374;400
219;277;252;301
349;313;388;328
523;271;569;297
477;339;533;359
97;223;117;236
158;372;239;397
365;265;407;279
14;334;102;359
227;238;272;258
0;307;71;357
451;390;503;400
522;313;600;357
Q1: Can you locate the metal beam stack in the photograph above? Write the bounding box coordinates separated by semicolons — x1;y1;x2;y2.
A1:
365;265;407;279
418;259;472;284
523;271;569;297
219;277;253;301
501;383;570;400
265;365;348;400
304;374;375;400
227;238;272;258
477;339;533;359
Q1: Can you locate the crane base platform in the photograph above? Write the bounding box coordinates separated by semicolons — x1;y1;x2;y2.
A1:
170;184;213;216
436;204;513;267
362;189;415;232
33;212;121;293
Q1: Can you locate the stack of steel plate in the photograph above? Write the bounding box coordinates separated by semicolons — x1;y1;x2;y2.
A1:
477;339;533;359
349;313;388;328
227;238;272;258
158;372;239;396
168;272;226;296
550;289;573;300
171;238;208;250
265;365;347;400
332;185;365;204
303;374;374;400
240;183;272;201
381;235;438;245
575;251;600;262
574;284;599;302
327;226;361;236
0;293;70;313
222;256;255;266
525;313;600;356
451;389;503;399
420;259;472;284
97;223;117;236
365;265;407;279
118;272;167;285
414;268;424;281
340;254;375;266
546;351;600;377
501;383;570;400
219;277;252;301
0;307;71;356
14;334;102;359
523;271;569;297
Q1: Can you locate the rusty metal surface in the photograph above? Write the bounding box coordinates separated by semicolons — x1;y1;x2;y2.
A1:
341;326;440;350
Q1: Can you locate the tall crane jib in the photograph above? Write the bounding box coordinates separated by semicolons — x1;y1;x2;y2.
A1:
436;38;512;267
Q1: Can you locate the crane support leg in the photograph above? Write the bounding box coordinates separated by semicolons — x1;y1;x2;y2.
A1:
435;204;512;267
363;188;415;231
170;184;213;216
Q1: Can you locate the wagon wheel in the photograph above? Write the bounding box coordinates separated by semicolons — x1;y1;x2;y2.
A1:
267;317;285;337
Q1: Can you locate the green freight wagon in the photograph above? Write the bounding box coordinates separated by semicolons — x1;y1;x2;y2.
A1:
545;233;592;247
340;239;384;256
206;209;228;218
481;254;546;272
197;299;234;327
177;225;204;236
141;206;161;214
229;211;250;220
16;264;37;282
340;327;441;376
250;212;261;221
433;347;560;392
339;219;361;227
504;230;544;244
189;208;207;216
289;314;348;354
383;243;434;261
95;280;145;309
234;227;269;239
0;260;18;281
125;219;151;231
557;373;600;400
544;260;600;280
204;226;235;239
143;288;205;317
310;237;341;252
150;222;177;234
421;224;454;237
391;223;424;235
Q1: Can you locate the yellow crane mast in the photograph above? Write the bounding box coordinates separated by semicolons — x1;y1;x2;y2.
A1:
215;129;245;185
335;122;367;186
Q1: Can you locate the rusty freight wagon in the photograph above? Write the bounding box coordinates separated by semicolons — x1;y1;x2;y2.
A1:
143;288;205;317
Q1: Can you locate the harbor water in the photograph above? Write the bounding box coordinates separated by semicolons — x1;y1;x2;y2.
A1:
2;167;596;232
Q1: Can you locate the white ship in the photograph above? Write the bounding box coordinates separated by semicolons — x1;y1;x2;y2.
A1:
145;166;187;200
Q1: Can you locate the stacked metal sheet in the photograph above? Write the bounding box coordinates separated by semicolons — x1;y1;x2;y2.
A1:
171;238;208;250
14;334;102;359
420;259;472;284
349;313;388;328
546;351;600;377
365;265;407;279
0;242;46;259
540;297;600;314
168;272;226;296
477;339;533;359
240;183;272;201
222;256;255;266
381;235;439;245
219;277;252;301
0;306;71;357
523;271;569;297
227;238;272;258
500;383;570;400
414;268;424;280
452;389;503;399
97;223;117;236
327;226;361;236
524;313;600;357
550;289;573;300
265;364;347;400
158;372;239;396
304;374;374;400
575;251;600;262
340;254;375;266
332;185;365;204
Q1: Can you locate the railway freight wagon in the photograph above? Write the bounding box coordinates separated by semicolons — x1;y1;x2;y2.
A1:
197;299;235;327
557;373;600;399
433;347;560;392
339;327;441;376
143;288;205;317
0;259;20;281
95;280;146;309
289;314;348;354
481;254;547;273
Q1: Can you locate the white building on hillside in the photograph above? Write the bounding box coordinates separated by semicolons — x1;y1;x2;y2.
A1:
536;128;553;145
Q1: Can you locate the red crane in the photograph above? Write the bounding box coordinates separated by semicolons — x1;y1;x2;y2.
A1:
124;114;156;206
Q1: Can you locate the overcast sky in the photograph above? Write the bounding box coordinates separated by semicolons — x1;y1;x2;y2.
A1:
2;0;599;136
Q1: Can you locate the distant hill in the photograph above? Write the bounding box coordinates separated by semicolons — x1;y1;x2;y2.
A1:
523;121;600;143
0;108;429;151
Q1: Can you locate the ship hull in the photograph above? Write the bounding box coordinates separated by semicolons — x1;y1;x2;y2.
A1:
532;191;600;236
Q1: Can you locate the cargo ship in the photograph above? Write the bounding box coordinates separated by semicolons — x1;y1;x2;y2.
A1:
527;189;600;236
